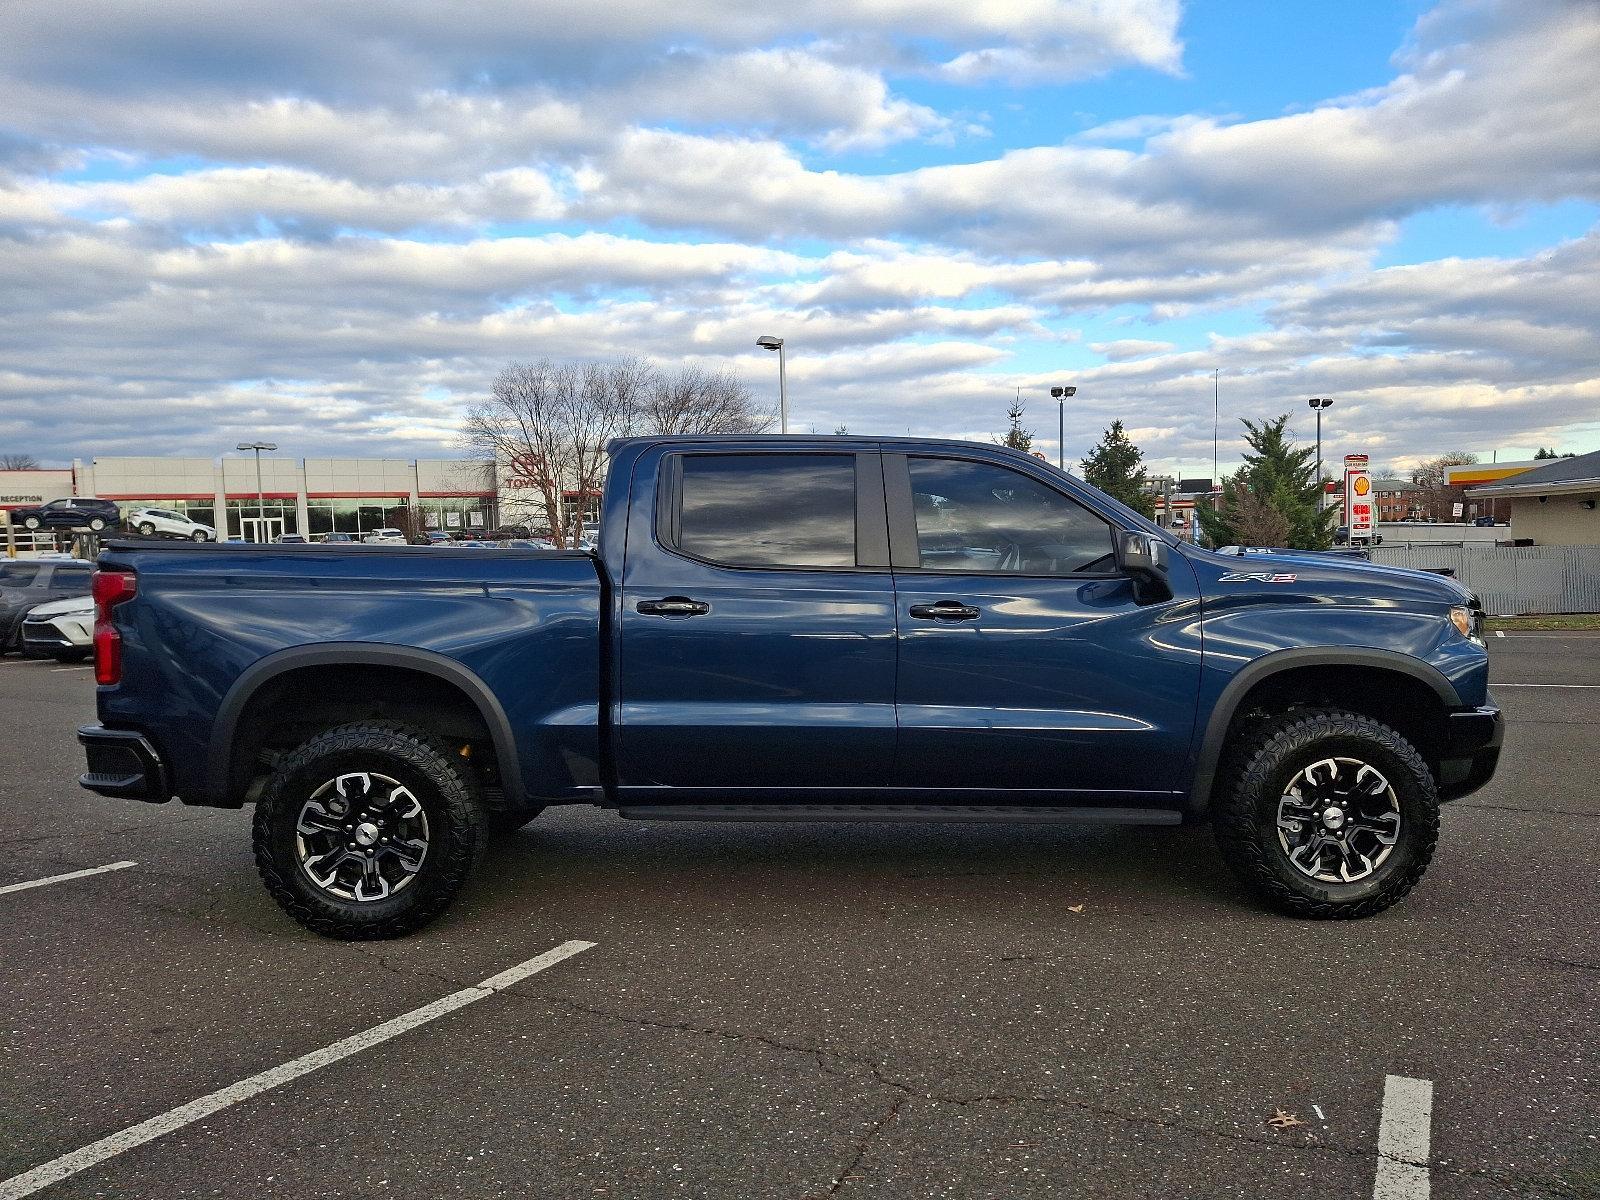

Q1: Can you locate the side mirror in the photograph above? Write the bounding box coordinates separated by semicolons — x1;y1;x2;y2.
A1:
1115;530;1171;603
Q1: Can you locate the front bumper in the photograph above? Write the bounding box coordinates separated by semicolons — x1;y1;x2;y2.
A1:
1437;698;1504;801
22;620;79;653
78;725;170;802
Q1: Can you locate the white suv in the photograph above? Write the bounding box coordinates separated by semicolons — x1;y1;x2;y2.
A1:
362;528;407;544
126;507;217;541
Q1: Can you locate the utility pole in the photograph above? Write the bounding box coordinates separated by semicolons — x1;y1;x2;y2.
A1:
1212;368;1219;487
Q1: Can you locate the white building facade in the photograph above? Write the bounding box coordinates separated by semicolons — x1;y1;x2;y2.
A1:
1;456;498;542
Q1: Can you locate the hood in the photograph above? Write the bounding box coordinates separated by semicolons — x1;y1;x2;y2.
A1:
26;595;95;618
1184;545;1474;607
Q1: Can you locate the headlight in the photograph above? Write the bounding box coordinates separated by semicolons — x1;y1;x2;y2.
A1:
1449;606;1481;644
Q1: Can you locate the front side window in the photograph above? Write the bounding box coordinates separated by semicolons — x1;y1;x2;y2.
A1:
908;457;1115;575
676;454;857;569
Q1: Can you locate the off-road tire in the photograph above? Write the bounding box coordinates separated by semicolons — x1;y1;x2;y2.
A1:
253;722;487;939
1213;707;1439;919
486;806;544;835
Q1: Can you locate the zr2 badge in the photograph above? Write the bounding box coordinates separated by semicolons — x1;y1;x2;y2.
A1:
1219;571;1297;583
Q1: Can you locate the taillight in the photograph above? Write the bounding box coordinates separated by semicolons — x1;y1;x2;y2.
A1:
91;569;137;685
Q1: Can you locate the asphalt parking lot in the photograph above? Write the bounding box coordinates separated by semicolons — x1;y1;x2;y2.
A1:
1;638;1595;1199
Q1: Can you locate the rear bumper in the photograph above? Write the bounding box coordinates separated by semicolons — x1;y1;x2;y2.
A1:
78;725;170;803
1437;698;1504;801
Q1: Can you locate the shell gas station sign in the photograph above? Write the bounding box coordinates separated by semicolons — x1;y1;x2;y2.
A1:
1344;454;1373;541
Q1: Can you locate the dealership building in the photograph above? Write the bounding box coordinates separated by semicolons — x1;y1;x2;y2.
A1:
0;455;501;541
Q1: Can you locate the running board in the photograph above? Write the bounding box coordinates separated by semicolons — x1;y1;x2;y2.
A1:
616;804;1182;825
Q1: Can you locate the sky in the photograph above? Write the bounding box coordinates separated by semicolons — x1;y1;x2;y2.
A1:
1;0;1597;479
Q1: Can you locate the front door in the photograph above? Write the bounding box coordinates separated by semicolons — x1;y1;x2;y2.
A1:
886;451;1200;798
240;516;284;544
616;446;898;797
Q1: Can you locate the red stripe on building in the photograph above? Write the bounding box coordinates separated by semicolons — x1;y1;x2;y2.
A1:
96;493;219;502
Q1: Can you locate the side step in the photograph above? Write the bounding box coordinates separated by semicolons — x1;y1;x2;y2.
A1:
617;804;1182;825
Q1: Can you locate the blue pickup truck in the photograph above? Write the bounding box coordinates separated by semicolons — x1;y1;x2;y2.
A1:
80;436;1502;938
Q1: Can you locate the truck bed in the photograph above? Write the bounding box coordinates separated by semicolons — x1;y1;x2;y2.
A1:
94;540;606;807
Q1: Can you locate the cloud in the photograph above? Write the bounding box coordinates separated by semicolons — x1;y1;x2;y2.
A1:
1;0;1598;472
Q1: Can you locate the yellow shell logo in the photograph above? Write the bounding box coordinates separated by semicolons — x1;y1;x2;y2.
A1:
1353;475;1371;496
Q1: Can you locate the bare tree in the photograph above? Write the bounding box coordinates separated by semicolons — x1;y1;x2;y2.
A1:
634;364;771;435
1226;480;1292;547
1;453;40;470
1410;451;1477;521
464;357;769;547
463;359;643;548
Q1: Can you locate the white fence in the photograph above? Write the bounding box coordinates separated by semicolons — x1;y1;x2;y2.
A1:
1369;543;1600;615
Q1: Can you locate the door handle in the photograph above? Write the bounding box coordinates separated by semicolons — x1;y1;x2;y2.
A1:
909;600;981;621
636;596;711;617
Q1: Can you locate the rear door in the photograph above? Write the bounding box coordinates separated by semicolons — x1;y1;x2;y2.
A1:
886;450;1200;798
616;446;898;796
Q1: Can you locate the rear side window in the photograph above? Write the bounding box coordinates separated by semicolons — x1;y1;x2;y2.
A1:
0;563;41;586
675;454;857;569
52;567;93;590
908;456;1115;575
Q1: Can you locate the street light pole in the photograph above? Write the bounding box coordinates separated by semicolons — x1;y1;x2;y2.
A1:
236;441;278;542
1308;398;1333;509
1049;384;1076;469
756;335;788;433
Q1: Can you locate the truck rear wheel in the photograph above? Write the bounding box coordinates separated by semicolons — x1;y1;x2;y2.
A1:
1213;708;1438;919
252;722;487;939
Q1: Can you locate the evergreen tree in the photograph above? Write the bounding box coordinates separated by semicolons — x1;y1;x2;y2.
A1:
997;397;1034;453
1196;414;1334;549
1079;420;1154;518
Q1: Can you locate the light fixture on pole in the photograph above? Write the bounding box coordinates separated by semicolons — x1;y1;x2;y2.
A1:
236;441;278;542
1049;385;1076;469
756;335;788;433
1307;398;1333;506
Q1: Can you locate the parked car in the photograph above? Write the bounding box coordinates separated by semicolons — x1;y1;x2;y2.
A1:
9;497;120;533
425;532;454;544
361;528;406;544
276;534;309;544
81;435;1501;939
126;507;217;541
322;532;356;544
1473;516;1497;527
20;594;94;662
0;557;92;652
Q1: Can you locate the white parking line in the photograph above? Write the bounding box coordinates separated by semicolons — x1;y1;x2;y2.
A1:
1494;683;1600;689
0;861;137;897
1495;630;1505;638
51;666;92;673
0;940;596;1200
1373;1074;1433;1200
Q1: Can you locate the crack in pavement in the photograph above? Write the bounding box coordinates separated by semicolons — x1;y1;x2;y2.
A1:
526;994;1550;1195
820;1096;904;1197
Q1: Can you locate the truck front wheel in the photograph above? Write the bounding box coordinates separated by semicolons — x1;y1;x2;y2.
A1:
253;722;487;939
1213;708;1439;919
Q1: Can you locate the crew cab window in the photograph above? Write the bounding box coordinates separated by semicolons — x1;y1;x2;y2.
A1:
676;453;856;569
908;457;1115;575
0;563;41;587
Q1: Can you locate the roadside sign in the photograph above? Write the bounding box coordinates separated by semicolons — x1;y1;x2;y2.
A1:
1452;502;1464;519
1344;455;1373;541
